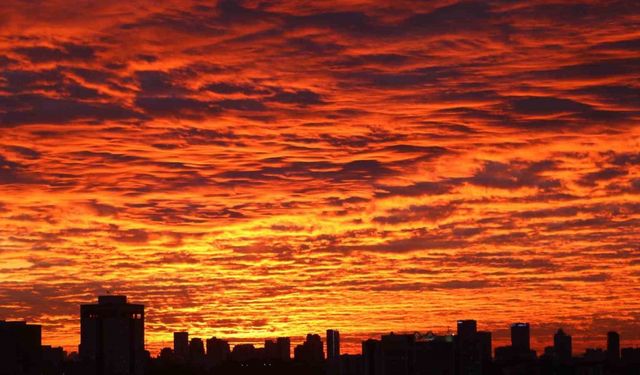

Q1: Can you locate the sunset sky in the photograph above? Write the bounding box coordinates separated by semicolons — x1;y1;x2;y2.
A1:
1;0;639;356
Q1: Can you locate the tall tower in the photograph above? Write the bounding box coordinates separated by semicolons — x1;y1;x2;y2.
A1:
173;332;189;361
607;331;620;362
553;329;572;362
456;320;483;375
276;337;291;361
511;323;530;354
80;296;145;375
326;329;340;361
326;330;341;375
456;320;477;341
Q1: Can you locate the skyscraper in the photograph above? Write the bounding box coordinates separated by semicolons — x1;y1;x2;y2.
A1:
457;320;477;341
327;329;340;361
276;337;291;361
173;332;189;361
265;339;279;360
0;321;42;375
477;331;493;363
231;344;258;362
553;329;572;362
80;295;145;375
206;337;230;365
189;338;205;363
327;329;341;375
607;331;620;362
362;339;382;375
380;333;415;375
511;323;530;354
294;334;324;363
456;320;478;375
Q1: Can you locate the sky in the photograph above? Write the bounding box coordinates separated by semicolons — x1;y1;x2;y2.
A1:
0;0;639;356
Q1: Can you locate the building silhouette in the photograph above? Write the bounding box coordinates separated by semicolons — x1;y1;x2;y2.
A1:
415;331;456;375
206;336;230;365
277;337;291;361
0;321;42;375
622;348;640;365
7;295;640;375
553;328;572;363
340;353;363;375
294;334;324;363
327;329;340;361
42;345;66;375
80;295;145;375
476;331;492;364
363;338;382;375
189;338;205;364
381;333;414;375
511;323;530;355
231;343;258;362
360;332;457;375
455;320;492;375
456;320;478;375
608;331;620;363
327;329;341;375
494;323;536;363
457;320;477;342
173;332;188;361
265;339;280;360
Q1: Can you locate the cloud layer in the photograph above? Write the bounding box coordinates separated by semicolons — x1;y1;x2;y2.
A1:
0;0;639;354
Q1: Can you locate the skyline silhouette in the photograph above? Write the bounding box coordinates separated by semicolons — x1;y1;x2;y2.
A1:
3;295;640;358
3;294;640;374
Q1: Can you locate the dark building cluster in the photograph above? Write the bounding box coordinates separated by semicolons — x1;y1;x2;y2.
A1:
2;296;640;375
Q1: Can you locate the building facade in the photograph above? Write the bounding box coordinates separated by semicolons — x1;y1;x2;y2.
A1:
80;295;145;375
0;321;42;375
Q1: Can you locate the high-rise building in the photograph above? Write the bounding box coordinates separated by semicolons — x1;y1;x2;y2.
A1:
173;332;189;361
327;330;341;375
327;329;340;361
189;338;205;363
231;344;258;362
0;321;42;375
457;320;477;341
553;329;572;362
42;345;66;374
265;339;279;360
607;331;620;362
621;348;640;365
80;295;145;375
477;331;492;363
340;354;364;375
380;333;414;375
414;333;455;375
206;337;230;365
276;337;290;361
294;334;324;363
362;339;382;375
511;323;530;354
456;320;480;375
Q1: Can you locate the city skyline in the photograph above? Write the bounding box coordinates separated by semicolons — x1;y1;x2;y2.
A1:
1;0;639;363
7;295;639;358
3;294;640;374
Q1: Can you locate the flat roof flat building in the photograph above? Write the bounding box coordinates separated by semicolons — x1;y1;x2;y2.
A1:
511;323;530;354
0;321;42;375
327;329;340;361
173;332;189;361
80;295;145;375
